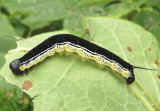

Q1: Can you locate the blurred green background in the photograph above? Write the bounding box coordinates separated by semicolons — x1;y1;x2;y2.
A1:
0;0;160;110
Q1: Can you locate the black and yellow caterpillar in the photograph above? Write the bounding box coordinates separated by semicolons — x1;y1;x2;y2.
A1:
10;34;156;84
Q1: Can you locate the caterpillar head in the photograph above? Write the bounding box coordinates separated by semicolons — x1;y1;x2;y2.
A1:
10;59;23;75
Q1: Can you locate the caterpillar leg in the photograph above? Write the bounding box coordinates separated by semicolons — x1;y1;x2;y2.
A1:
24;69;29;75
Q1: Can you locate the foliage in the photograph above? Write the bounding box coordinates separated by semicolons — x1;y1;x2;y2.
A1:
0;0;160;111
0;77;33;111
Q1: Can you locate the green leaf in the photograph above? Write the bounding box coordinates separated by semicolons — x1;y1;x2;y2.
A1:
1;0;66;30
78;0;115;6
104;3;134;18
63;3;107;34
145;0;160;9
0;18;160;111
63;10;84;34
120;0;148;8
59;0;108;34
0;77;33;111
0;53;5;70
132;10;160;47
84;17;160;110
0;13;16;54
10;18;28;37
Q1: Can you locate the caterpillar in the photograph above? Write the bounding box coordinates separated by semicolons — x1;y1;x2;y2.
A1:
9;34;156;84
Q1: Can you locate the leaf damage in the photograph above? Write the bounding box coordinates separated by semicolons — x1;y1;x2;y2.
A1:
154;60;159;66
127;46;132;52
22;80;33;91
